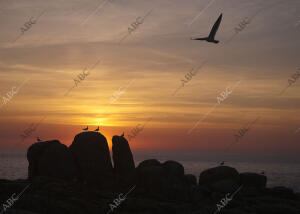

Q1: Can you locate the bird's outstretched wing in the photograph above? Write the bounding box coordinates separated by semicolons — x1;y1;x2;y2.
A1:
208;14;222;40
191;37;208;40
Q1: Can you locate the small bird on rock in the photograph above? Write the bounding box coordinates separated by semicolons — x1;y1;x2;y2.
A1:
94;126;99;132
220;161;225;166
37;137;41;142
121;132;124;137
83;126;88;131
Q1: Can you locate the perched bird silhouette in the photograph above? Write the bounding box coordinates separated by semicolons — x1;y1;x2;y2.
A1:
83;126;88;131
94;126;99;132
121;132;124;137
261;171;265;175
37;137;41;142
220;161;225;166
191;13;222;43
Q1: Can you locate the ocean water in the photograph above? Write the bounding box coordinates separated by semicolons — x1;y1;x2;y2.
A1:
1;151;300;192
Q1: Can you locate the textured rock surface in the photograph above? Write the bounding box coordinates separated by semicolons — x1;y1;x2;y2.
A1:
27;140;77;181
69;132;113;187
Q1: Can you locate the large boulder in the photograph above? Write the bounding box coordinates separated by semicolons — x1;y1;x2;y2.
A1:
240;172;267;188
137;159;190;201
199;166;240;193
161;161;190;201
271;186;296;199
27;140;77;181
162;160;184;177
112;134;136;189
190;186;206;202
138;159;161;168
210;179;240;193
69;132;113;187
136;159;164;195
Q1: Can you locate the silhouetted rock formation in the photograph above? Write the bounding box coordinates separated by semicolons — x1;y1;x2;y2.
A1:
138;159;160;168
69;132;113;188
199;166;240;193
16;132;300;213
137;159;191;201
1;176;300;214
240;172;267;188
112;134;136;190
136;159;164;197
163;160;184;177
271;186;296;199
27;140;77;181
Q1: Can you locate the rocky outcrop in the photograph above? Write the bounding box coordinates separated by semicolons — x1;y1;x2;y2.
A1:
199;166;240;193
27;140;77;181
199;166;240;185
270;186;296;199
1;175;300;214
69;132;113;187
136;159;164;197
162;160;184;177
20;132;300;214
137;159;160;168
240;172;267;188
137;159;191;201
112;134;136;189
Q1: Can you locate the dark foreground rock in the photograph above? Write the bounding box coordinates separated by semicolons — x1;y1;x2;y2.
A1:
27;140;77;181
6;132;299;213
69;132;114;188
199;166;240;194
0;176;300;214
137;160;199;202
240;172;267;188
112;134;136;190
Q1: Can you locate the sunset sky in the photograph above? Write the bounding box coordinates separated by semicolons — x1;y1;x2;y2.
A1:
0;0;299;155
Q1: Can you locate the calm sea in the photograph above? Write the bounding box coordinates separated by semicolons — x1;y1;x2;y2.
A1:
1;151;299;192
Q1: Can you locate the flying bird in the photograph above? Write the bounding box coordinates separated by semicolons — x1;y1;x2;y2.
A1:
220;161;225;166
94;126;99;132
191;13;222;43
121;132;124;137
83;126;88;131
37;137;41;142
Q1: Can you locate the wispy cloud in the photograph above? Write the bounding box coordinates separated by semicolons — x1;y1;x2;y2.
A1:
187;0;217;27
0;78;30;110
172;61;207;96
225;116;261;152
80;0;113;26
13;10;46;43
64;59;101;96
279;68;300;96
118;8;154;44
188;80;242;134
